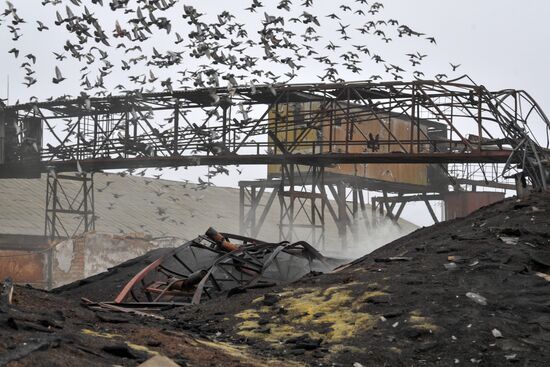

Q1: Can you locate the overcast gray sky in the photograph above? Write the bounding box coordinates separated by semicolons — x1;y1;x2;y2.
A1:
1;0;548;226
2;1;549;104
389;0;550;107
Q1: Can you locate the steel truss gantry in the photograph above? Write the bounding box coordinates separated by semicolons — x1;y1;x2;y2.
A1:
1;78;549;240
239;170;372;248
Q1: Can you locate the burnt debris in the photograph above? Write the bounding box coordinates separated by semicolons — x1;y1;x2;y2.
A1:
108;227;331;307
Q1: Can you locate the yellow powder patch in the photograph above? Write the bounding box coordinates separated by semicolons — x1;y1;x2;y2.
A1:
281;287;354;323
251;296;264;304
240;320;260;330
280;288;306;295
323;282;362;295
126;343;159;356
236;309;261;320
324;311;376;341
236;286;378;346
81;328;119;339
408;314;439;332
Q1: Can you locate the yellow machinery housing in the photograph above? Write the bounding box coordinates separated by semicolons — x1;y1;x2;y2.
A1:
268;102;448;187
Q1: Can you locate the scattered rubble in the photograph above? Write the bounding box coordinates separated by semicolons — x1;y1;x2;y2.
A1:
0;284;294;366
57;227;336;309
465;292;488;306
1;192;550;366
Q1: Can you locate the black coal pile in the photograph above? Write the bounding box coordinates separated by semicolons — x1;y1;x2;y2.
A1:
180;192;550;367
5;193;550;367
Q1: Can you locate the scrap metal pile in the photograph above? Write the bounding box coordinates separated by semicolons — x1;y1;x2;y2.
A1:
109;228;330;307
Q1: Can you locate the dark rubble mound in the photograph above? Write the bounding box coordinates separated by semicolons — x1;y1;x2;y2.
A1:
188;192;550;367
0;285;290;367
349;191;550;270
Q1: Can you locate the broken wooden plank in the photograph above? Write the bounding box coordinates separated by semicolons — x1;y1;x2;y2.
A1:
81;298;165;320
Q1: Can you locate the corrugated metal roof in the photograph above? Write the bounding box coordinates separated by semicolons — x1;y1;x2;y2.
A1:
0;173;417;255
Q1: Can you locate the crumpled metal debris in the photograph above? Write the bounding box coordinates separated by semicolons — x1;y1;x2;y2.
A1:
112;228;331;306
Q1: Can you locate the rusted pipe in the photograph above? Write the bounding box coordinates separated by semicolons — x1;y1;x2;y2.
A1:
169;269;208;291
205;227;239;252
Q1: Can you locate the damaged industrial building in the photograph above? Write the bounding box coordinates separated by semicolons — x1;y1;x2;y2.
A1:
1;1;550;366
1;75;549;366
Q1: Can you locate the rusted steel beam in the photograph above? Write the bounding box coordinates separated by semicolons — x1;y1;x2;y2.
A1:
0;151;514;177
114;257;164;304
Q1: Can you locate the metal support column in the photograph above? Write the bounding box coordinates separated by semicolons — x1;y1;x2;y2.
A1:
278;164;326;246
44;170;95;240
239;179;278;239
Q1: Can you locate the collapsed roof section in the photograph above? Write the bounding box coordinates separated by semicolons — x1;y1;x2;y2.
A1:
113;228;331;306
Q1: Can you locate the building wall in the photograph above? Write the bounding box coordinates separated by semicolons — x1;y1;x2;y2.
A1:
0;232;182;289
50;232;181;288
51;237;85;288
0;250;47;287
444;192;505;220
83;233;171;279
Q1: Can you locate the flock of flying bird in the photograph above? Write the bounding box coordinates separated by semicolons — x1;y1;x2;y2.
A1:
94;171;221;235
2;0;461;102
1;0;462;229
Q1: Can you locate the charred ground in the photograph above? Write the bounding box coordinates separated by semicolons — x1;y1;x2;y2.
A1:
2;192;550;366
